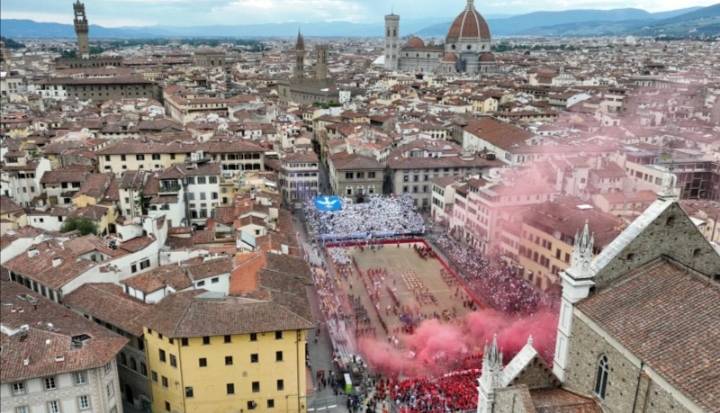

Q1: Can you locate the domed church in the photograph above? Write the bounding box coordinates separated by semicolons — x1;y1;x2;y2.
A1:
383;0;496;74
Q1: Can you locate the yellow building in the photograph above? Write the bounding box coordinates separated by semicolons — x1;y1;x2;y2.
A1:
143;289;313;413
97;141;191;175
515;199;625;290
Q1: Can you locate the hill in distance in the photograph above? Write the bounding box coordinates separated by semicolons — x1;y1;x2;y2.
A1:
1;5;717;39
416;6;704;37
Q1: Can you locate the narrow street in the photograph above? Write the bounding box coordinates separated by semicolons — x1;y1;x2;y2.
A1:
295;214;350;413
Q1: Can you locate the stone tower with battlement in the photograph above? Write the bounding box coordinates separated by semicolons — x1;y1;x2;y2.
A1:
384;13;400;71
73;0;90;59
315;44;328;80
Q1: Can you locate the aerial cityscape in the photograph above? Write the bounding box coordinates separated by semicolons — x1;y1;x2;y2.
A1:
0;1;719;413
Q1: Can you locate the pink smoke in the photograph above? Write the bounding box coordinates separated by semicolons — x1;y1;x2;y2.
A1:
359;309;558;378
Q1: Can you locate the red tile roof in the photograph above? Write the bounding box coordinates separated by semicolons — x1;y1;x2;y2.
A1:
577;258;720;412
1;280;127;383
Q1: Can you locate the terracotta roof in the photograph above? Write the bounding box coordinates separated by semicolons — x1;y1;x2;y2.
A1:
530;388;601;413
63;283;151;336
446;0;491;42
0;196;23;215
577;258;720;412
184;256;233;281
405;36;425;49
330;152;383;171
464;117;533;150
121;265;192;294
1;280;127;383
2;236;125;290
143;289;313;338
158;162;221;179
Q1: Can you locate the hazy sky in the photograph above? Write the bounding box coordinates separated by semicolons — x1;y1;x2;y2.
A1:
1;0;717;27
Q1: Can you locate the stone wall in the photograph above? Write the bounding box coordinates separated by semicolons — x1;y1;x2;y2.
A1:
594;202;720;290
564;312;692;413
494;386;534;413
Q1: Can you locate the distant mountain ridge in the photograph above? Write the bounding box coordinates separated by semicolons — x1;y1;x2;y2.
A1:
417;6;705;36
0;5;717;39
513;4;720;37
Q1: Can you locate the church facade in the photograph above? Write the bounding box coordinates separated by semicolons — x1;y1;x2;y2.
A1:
476;182;720;413
384;0;496;74
278;32;339;105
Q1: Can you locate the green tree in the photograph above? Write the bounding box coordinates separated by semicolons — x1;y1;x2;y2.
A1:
61;217;98;235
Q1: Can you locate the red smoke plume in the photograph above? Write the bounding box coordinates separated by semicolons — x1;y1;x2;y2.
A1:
359;309;558;378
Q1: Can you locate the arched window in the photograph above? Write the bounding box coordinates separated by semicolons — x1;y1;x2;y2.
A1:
594;355;609;399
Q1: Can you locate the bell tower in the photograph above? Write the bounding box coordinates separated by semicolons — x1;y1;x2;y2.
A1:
553;221;595;382
73;1;90;59
384;13;400;71
294;30;305;80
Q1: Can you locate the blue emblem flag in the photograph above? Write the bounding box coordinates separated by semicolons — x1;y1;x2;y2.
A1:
314;195;342;212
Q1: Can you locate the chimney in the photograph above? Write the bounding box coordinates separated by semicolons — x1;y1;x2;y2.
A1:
52;257;63;267
23;357;30;366
27;248;39;258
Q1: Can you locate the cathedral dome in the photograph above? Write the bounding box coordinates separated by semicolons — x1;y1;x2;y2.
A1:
442;52;458;62
446;0;491;43
405;36;426;49
479;51;495;62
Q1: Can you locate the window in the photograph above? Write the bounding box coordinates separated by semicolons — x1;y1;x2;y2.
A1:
277;379;284;391
152;154;161;160
161;376;168;388
74;371;87;385
276;351;284;362
106;380;114;398
140;362;147;376
267;399;275;408
11;381;26;395
159;349;166;362
225;355;234;365
252;381;260;392
247;401;257;410
250;353;259;363
203;336;210;345
226;383;235;395
104;362;112;374
199;357;207;367
47;400;60;413
181;337;189;346
151;371;158;382
275;331;283;340
594;355;609;399
15;406;29;413
44;376;57;390
170;354;177;367
213;277;220;284
165;401;171;412
136;154;145;161
185;386;194;398
250;333;257;341
78;395;91;410
197;176;207;184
